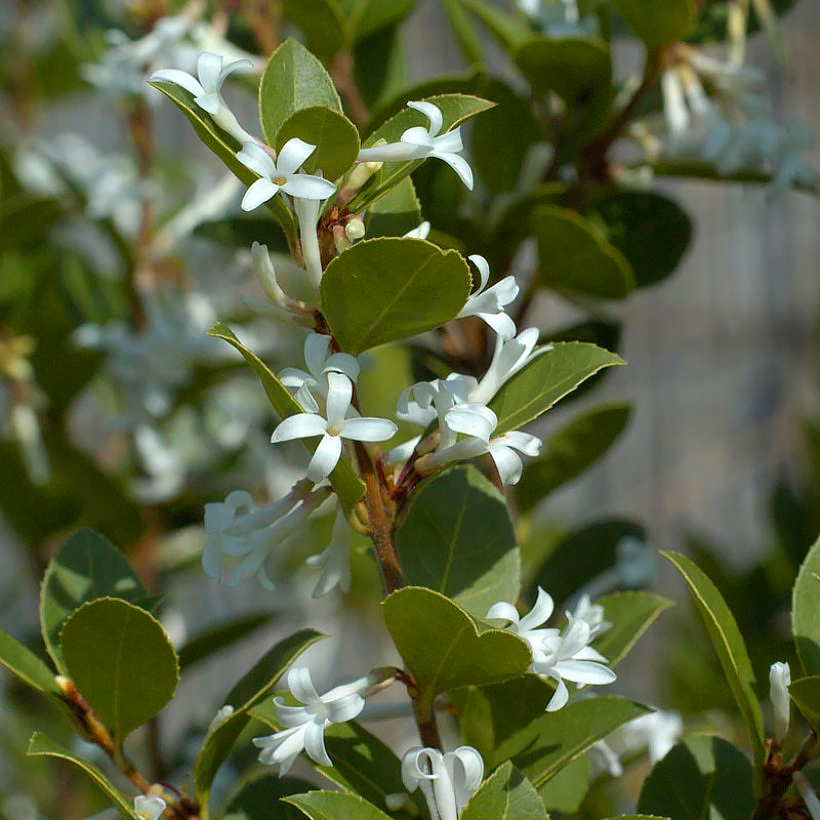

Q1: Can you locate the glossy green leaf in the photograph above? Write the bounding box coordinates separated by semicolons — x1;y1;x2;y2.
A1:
534;205;635;299
509;696;649;788
276;107;360;181
461;761;547;820
346;0;417;41
281;0;347;58
353;94;494;209
284;791;391;819
208;323;364;509
396;466;520;618
353;22;408;110
793;535;820;676
224;775;317;820
0;631;60;696
663;551;765;765
593;591;674;667
60;598;179;739
40;528;147;674
178;612;276;670
583;191;693;288
612;0;695;47
637;736;754;820
27;732;138;819
320;238;471;353
515;403;631;513
194;629;323;805
383;587;531;718
514;36;611;101
537;755;589;813
259;39;343;147
365;176;422;238
151;80;296;239
459;0;531;52
789;675;820;733
489;342;625;435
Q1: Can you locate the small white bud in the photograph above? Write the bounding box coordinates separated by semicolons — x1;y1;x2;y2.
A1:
345;217;365;241
769;661;791;744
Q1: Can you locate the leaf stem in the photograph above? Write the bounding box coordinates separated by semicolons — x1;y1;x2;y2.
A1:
751;731;818;819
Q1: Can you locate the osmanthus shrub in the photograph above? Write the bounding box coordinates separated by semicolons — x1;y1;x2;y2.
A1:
1;1;819;819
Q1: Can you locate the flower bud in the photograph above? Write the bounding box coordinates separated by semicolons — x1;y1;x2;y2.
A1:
769;660;791;744
344;216;365;241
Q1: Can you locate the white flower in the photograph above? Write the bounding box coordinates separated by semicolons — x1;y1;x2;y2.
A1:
589;739;623;778
794;771;820;820
533;617;616;712
307;506;352;598
422;402;541;486
251;241;289;309
151;52;253;143
457;255;519;338
279;333;360;414
252;666;369;774
769;661;791;744
358;101;474;190
206;705;235;735
468;327;550;406
486;586;560;663
270;372;397;482
403;221;431;240
134;795;166;820
396;374;474;448
609;710;683;764
401;746;484;820
569;595;610;640
236;139;336;211
293;194;325;288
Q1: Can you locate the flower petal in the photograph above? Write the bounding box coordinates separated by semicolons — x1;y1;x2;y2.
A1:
475;310;517;339
430;150;474;190
303;719;332;765
545;676;569;712
467;254;491;292
399;126;435;150
277;137;317;175
488;443;523;485
554;660;617;685
306;434;343;482
325;352;360;381
150;68;204;97
519;586;555;631
340;416;398;442
196;52;224;92
325;371;353;426
194;92;221;116
325;692;365;723
281;173;337;201
241;178;279;211
288;666;321;704
445;404;497;439
408;100;443;136
304;333;331;379
218;57;254;86
485;601;521;624
271;413;328;443
237;142;277;178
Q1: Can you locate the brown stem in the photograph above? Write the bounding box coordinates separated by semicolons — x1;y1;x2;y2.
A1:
751;731;818;820
330;52;369;127
413;699;443;751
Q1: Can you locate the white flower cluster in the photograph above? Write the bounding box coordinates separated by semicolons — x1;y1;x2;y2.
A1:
487;587;616;711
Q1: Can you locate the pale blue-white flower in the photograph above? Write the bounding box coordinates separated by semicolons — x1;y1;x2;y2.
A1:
769;661;791;744
401;745;484;820
358;101;474;190
271;372;397;482
253;666;370;774
134;795;166;820
151;52;254;143
486;586;560;662
279;333;360;414
307;506;352;598
236;139;336;211
569;595;610;640
396;374;474;447
458;255;518;338
609;710;683;764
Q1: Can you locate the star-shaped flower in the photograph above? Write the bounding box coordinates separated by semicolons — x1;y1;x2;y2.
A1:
458;255;519;338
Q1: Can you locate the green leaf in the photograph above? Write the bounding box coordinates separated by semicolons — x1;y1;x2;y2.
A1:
583;191;693;288
347;0;418;41
396;466;520;618
537;755;589;813
509;696;649;788
225;775;317;820
284;791;391;819
353;94;494;209
208;323;364;510
489;342;625;435
514;36;611;101
320;238;471;354
533;205;635;299
461;762;548;820
604;816;670;819
178;612;276;670
593;591;674;667
637;736;754;820
793;535;820;676
151;80;296;239
194;629;323;806
60;598;179;739
0;194;63;253
442;0;485;64
789;676;820;733
365;176;422;238
259;39;343;147
383;587;531;718
280;0;347;58
40;528;147;674
612;0;695;47
0;631;60;696
663;551;765;766
515;403;631;513
276;107;360;181
459;0;531;52
27;732;139;819
353;22;408;110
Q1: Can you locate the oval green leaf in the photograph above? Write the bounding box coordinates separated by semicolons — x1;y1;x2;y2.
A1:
320;238;471;354
224;774;317;820
593;591;674;667
396;465;520;618
789;675;820;733
40;528;148;674
284;791;391;819
0;630;60;697
662;551;765;766
281;0;348;58
382;586;531;719
259;39;342;147
60;597;179;739
276;106;360;181
365;176;422;238
534;205;635;299
461;761;547;820
793;535;820;676
489;342;625;435
612;0;695;47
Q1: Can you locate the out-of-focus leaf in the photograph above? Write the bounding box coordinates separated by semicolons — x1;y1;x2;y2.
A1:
442;0;485;64
342;0;417;41
0;194;63;252
593;591;674;666
224;775;317;820
178;612;277;670
789;675;820;734
460;0;531;51
280;0;347;58
793;535;820;676
613;0;695;47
